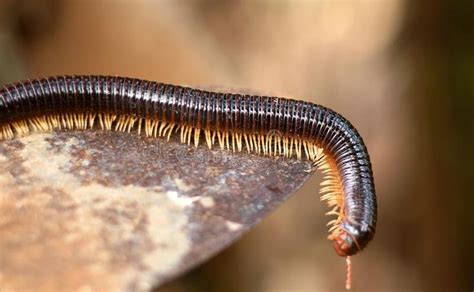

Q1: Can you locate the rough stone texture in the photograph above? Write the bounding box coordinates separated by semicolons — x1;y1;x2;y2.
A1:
0;130;313;292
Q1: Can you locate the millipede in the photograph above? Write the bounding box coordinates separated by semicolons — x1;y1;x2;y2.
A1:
0;75;377;289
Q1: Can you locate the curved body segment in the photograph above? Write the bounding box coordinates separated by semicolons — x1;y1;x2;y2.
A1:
0;75;377;258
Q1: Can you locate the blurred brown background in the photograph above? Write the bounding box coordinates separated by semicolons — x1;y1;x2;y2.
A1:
0;0;472;291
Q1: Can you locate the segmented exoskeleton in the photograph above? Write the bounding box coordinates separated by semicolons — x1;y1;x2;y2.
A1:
0;75;377;289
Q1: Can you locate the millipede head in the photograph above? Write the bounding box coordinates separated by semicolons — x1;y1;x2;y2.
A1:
330;222;374;257
332;228;360;256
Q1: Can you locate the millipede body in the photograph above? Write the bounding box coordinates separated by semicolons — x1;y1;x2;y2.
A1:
0;75;377;289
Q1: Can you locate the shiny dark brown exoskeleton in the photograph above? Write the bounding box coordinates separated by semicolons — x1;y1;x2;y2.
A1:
0;75;377;256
